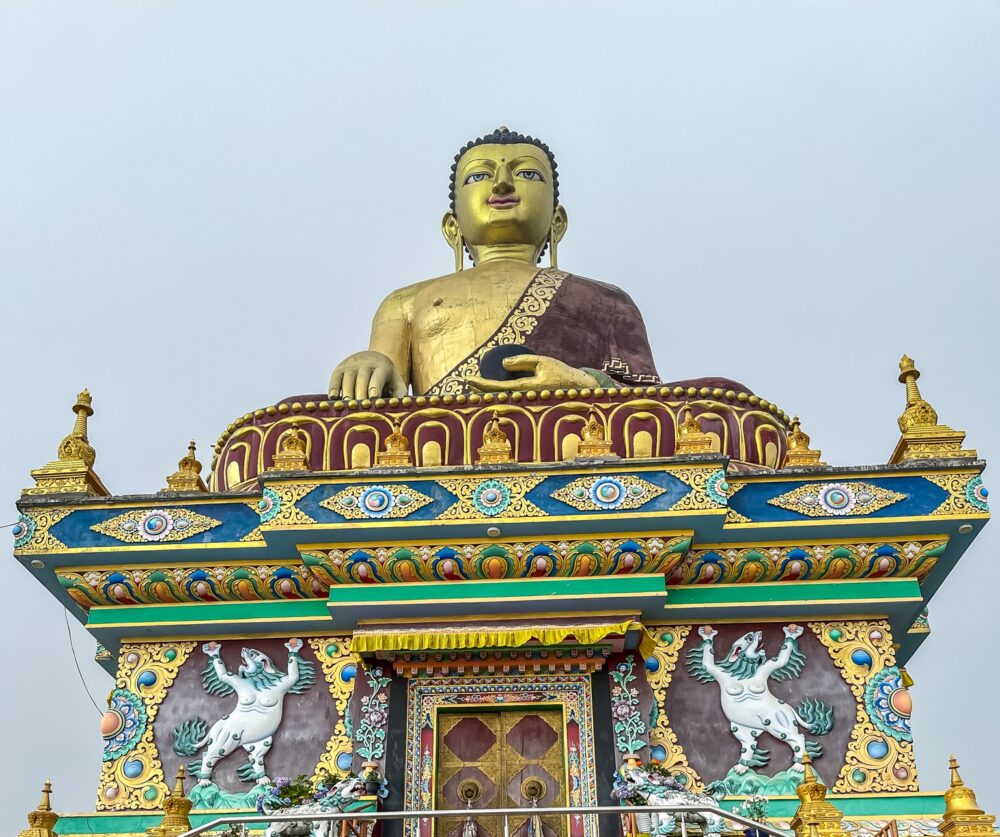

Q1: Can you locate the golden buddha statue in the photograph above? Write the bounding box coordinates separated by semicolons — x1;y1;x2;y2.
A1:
329;127;661;399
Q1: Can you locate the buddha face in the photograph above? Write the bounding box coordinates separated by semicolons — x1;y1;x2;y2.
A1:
452;143;563;252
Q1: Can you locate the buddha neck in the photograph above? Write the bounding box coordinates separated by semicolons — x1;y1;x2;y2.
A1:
470;242;544;266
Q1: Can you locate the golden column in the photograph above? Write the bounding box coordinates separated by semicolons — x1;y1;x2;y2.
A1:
938;756;997;837
790;755;848;837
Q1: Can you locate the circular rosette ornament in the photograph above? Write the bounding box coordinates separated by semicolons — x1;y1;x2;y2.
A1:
12;514;35;549
589;477;627;510
965;476;989;511
864;666;912;741
257;487;281;523
473;479;511;516
814;483;857;516
101;688;148;761
359;486;395;518
136;510;175;541
706;470;729;505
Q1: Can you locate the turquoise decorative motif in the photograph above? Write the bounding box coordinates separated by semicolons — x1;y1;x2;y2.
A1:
257;487;282;523
12;513;35;548
768;482;906;518
864;666;912;741
473;479;511;516
705;470;729;505
321;484;434;520
965;476;989;511
102;688;147;761
551;475;665;512
91;508;223;543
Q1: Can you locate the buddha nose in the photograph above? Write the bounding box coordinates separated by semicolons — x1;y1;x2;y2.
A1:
493;164;514;195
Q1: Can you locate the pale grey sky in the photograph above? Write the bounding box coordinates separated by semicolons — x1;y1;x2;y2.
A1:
2;1;999;832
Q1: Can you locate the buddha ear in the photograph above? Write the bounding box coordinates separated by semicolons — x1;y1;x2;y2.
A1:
548;205;568;269
441;212;464;272
550;205;568;246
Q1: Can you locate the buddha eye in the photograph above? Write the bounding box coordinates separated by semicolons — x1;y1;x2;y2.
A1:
463;172;491;184
516;170;545;182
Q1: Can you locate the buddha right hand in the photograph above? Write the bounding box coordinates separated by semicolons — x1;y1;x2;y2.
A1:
328;351;407;400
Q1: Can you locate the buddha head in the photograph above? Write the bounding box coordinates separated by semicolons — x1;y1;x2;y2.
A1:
442;127;568;267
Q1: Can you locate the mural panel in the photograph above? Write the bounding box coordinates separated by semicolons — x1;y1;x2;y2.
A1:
98;636;356;811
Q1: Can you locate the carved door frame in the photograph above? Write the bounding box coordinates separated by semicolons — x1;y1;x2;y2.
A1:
404;674;598;837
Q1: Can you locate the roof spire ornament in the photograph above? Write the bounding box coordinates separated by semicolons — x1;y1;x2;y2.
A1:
783;417;825;467
938;756;997;837
889;356;976;463
478;411;515;464
17;781;59;837
268;422;311;472
577;409;614;457
146;767;193;837
790;754;848;837
163;441;207;493
24;390;110;497
376;420;413;467
675;408;714;455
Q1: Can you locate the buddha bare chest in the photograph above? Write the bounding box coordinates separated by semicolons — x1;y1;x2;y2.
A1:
410;269;536;348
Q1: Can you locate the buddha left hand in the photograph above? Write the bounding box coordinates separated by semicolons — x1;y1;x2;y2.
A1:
467;355;599;392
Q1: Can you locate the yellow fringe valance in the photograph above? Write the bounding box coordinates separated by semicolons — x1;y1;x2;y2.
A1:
351;620;656;659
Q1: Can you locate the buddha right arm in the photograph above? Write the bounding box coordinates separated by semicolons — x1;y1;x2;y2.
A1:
328;291;411;399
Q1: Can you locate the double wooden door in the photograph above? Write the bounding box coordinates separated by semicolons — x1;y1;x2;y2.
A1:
435;708;567;837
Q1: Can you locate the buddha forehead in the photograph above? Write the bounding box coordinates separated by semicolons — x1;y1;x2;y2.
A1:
457;143;554;175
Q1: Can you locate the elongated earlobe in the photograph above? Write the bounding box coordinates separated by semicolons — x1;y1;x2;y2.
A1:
549;205;568;269
441;212;464;272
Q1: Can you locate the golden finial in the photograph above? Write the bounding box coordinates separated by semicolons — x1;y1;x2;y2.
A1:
783;417;824;467
790;755;848;837
478;411;515;464
147;766;194;837
939;756;996;837
890;356;976;463
17;781;59;837
268;422;311;472
24;390;110;497
577;409;614;457
376;421;413;467
163;441;207;493
675;408;714;455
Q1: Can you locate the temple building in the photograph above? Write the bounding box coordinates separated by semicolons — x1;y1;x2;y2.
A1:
12;129;997;837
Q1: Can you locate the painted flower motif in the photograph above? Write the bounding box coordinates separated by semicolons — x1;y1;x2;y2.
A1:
136;510;175;542
817;483;857;516
257;487;281;523
864;666;913;741
12;514;35;549
965;476;989;511
589;477;627;510
102;688;147;761
705;469;730;505
359;486;395;518
473;479;511;516
613;703;634;721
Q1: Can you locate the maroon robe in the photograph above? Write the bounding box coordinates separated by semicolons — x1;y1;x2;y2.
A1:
426;268;664;395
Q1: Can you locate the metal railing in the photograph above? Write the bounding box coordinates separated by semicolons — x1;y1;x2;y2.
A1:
177;802;789;837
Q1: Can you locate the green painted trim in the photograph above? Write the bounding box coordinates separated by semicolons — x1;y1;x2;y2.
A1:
721;792;944;818
663;578;922;607
327;574;665;605
87;599;330;628
55;812;262;834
